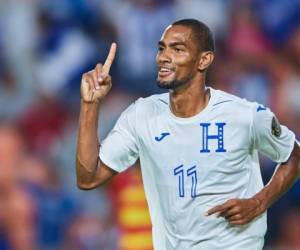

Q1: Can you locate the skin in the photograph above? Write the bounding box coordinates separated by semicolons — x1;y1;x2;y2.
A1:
0;126;36;250
156;25;214;117
76;25;300;226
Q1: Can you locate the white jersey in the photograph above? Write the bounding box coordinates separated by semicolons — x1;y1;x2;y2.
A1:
100;87;295;250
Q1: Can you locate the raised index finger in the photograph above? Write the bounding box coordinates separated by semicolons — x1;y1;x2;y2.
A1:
102;43;117;75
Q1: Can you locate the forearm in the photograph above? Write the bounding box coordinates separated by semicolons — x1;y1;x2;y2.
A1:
254;142;300;210
76;100;101;183
76;44;117;189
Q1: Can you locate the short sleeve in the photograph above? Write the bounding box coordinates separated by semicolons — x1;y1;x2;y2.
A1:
251;104;295;163
99;102;139;172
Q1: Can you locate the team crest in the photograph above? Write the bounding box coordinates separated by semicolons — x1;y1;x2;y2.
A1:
271;116;281;137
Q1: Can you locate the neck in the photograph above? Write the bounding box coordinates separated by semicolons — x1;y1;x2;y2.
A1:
169;75;209;118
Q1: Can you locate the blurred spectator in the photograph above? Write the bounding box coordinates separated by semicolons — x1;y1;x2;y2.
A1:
64;213;118;250
0;0;38;133
0;1;36;118
18;93;70;155
0;66;34;121
266;208;300;250
22;156;78;250
227;5;273;61
0;123;36;250
211;5;274;107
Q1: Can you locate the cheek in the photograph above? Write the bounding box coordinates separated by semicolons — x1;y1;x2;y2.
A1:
174;53;198;72
173;55;191;66
175;59;197;77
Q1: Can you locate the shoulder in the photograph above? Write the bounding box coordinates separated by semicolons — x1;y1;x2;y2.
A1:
134;92;169;115
212;88;259;114
211;88;265;132
119;93;168;125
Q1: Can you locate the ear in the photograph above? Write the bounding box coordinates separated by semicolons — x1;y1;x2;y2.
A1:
198;51;214;72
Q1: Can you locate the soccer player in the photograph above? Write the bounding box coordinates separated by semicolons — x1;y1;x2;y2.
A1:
76;19;300;249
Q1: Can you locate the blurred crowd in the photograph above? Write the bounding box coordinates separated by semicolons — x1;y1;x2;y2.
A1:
0;0;299;249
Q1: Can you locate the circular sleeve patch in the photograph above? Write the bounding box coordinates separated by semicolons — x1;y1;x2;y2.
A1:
271;116;282;137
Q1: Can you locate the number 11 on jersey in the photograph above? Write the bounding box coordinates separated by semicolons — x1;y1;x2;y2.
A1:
173;165;198;198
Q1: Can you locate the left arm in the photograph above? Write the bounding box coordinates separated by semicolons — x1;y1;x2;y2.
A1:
207;141;300;225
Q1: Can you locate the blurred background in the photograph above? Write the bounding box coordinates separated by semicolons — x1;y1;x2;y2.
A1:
0;0;299;249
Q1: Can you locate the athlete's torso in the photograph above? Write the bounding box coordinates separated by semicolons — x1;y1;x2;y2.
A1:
100;87;295;250
135;88;266;249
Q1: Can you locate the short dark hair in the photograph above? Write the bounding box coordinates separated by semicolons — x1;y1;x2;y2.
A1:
172;19;215;52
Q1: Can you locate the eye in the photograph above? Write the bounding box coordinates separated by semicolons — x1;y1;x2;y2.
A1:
174;47;183;53
158;46;164;52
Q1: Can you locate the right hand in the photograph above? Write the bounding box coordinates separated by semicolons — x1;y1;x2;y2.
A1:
80;43;117;103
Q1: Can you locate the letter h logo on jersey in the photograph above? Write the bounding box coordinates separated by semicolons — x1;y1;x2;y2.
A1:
200;123;226;153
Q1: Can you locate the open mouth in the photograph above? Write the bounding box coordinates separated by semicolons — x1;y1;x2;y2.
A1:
158;66;174;77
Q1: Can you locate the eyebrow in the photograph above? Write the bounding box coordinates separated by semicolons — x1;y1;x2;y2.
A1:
158;41;187;47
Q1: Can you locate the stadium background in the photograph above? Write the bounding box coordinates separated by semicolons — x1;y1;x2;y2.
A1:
0;0;300;249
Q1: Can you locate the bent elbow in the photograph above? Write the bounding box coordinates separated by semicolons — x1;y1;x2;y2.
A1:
76;180;98;190
76;158;99;190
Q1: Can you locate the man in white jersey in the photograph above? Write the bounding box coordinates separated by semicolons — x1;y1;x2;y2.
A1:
76;19;300;250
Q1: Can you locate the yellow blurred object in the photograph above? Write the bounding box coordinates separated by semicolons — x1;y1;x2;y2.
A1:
119;186;148;204
110;167;153;250
120;232;153;250
119;206;151;228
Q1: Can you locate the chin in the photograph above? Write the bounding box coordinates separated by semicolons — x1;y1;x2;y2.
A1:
156;80;174;89
156;78;187;90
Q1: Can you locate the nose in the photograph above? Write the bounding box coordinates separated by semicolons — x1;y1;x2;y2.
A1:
156;48;171;64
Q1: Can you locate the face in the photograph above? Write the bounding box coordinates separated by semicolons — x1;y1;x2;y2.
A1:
156;25;200;90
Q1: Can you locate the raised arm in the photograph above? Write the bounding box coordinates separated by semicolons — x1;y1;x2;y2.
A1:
76;43;118;190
